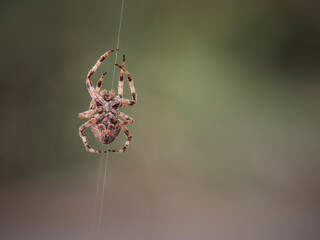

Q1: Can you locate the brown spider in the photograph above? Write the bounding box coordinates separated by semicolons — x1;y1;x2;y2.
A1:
78;49;137;153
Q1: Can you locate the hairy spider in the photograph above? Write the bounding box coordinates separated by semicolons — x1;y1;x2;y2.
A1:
78;49;137;153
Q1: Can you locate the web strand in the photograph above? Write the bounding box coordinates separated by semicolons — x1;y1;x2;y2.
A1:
111;0;125;90
94;1;125;240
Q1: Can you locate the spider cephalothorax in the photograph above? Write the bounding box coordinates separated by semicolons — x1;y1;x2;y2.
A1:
78;49;137;153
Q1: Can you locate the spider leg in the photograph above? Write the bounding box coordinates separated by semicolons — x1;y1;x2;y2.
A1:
89;99;104;110
87;49;118;103
117;111;134;125
78;109;97;119
96;72;107;93
108;124;132;153
121;99;137;106
117;55;126;98
115;64;137;106
79;117;107;153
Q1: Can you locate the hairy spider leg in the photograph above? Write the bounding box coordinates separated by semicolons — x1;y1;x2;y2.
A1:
90;73;107;108
117;55;126;98
78;109;97;119
108;124;132;153
79;117;107;153
87;49;119;104
115;64;137;106
96;72;107;93
117;111;134;125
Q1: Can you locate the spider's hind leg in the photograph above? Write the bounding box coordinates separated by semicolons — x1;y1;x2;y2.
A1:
79;118;107;153
108;124;132;153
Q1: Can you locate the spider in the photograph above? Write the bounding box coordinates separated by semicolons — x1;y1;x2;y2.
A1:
78;49;137;153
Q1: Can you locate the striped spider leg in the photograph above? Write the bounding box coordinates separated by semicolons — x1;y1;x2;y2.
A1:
79;116;105;153
115;56;137;106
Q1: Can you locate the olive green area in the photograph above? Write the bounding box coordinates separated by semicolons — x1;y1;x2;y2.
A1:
1;0;319;239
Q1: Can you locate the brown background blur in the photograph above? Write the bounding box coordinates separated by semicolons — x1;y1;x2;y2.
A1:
1;0;320;239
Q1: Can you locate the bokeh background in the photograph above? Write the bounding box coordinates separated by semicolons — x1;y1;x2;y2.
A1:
1;0;320;239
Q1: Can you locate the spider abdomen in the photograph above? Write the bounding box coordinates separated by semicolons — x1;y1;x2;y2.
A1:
91;118;121;145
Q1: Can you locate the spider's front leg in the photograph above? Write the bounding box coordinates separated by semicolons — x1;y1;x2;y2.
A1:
86;49;118;104
79;117;107;153
117;54;126;98
96;72;107;93
108;124;132;153
115;59;137;106
88;72;107;110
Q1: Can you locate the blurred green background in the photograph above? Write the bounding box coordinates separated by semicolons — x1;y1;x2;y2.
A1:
1;0;320;239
